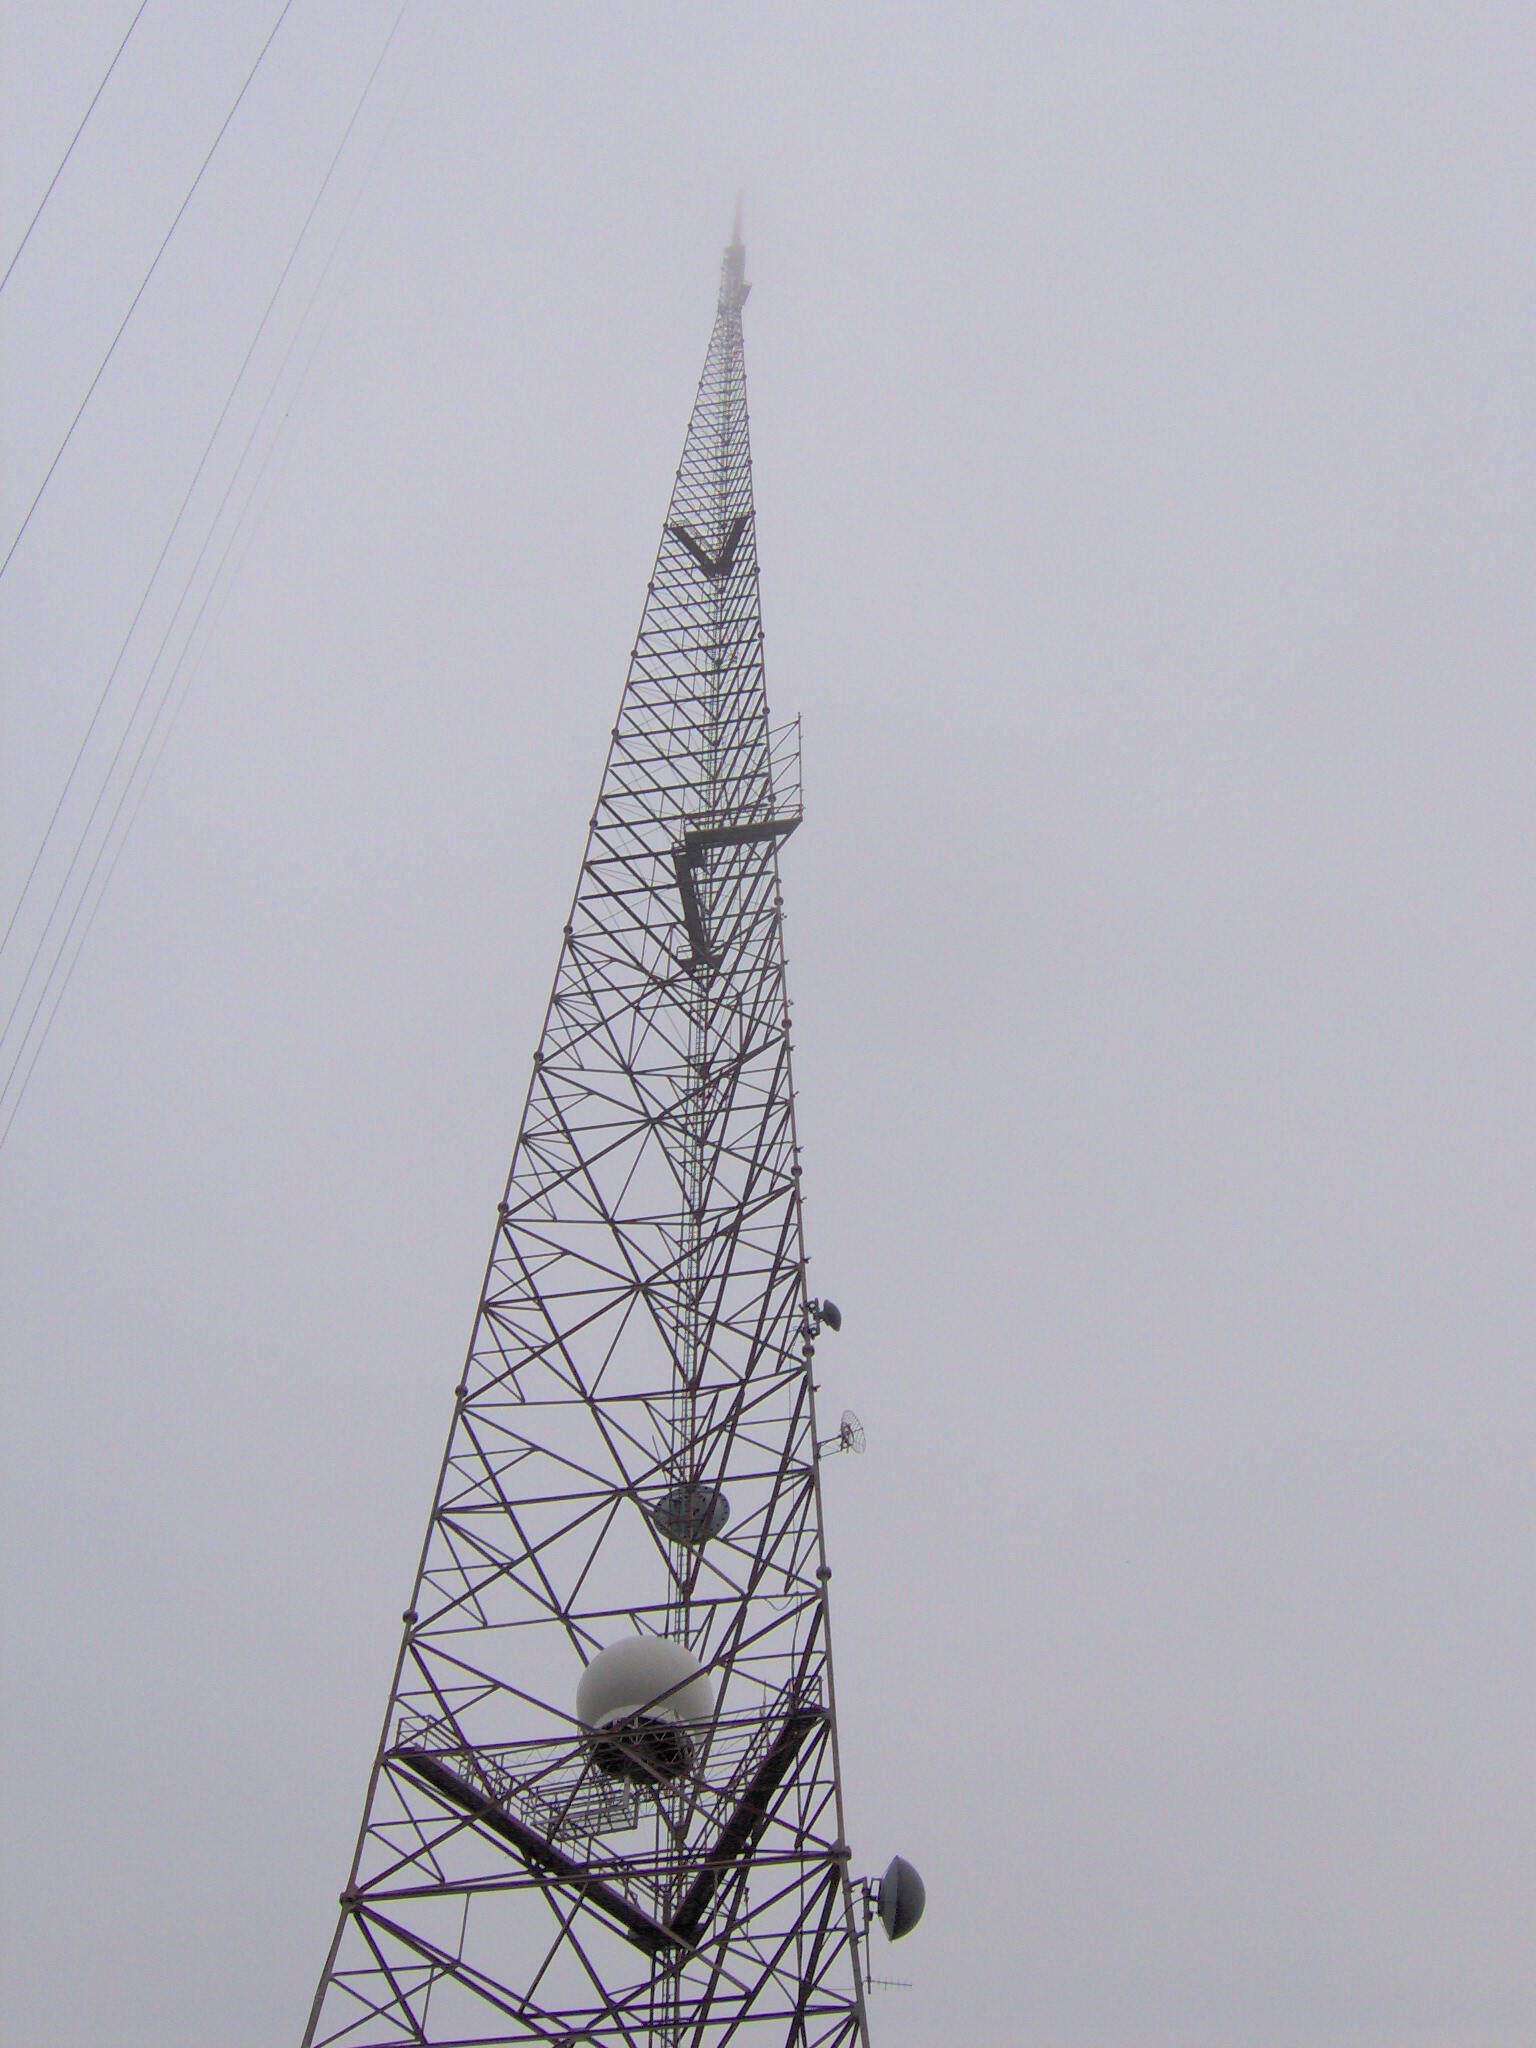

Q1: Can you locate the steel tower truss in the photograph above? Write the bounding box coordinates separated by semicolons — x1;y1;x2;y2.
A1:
303;233;871;2048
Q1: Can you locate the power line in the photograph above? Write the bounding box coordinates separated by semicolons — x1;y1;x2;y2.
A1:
0;20;418;1152
0;85;390;1090
0;280;333;1156
0;0;295;585
0;429;279;1159
0;0;151;296
0;0;410;983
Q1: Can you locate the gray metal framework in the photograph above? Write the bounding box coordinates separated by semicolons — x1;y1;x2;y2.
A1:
301;231;871;2048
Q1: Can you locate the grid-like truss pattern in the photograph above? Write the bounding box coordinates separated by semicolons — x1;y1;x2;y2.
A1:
302;236;870;2048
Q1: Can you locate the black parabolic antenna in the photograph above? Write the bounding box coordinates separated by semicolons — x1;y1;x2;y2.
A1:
877;1853;926;1941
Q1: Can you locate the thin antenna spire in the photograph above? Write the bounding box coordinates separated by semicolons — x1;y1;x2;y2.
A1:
720;197;750;312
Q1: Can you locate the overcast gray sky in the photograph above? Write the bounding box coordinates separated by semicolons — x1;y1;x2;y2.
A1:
3;5;1534;2045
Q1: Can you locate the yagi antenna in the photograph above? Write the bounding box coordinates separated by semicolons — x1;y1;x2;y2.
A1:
819;1408;865;1458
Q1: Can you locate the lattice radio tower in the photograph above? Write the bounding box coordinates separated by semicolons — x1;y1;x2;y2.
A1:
301;223;923;2048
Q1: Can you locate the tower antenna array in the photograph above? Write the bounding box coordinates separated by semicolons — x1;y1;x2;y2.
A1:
301;223;920;2048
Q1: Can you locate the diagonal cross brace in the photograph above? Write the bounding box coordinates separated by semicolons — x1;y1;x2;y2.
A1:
395;1747;677;1955
667;513;748;581
670;1705;824;1942
396;1706;824;1958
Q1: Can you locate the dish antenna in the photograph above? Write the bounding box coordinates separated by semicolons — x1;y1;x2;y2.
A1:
806;1296;842;1335
875;1854;926;1940
819;1408;866;1457
650;1481;730;1545
858;1853;926;1986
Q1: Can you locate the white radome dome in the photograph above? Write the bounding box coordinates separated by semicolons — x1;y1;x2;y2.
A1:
576;1636;714;1731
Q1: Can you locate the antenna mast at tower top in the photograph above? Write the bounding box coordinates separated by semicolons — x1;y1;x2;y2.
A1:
300;224;918;2048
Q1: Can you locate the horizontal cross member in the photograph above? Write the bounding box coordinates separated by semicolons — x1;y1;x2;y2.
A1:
681;816;801;858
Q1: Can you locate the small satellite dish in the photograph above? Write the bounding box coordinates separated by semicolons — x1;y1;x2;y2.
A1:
807;1296;842;1336
876;1854;926;1942
818;1409;865;1457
